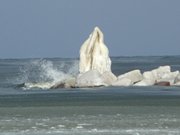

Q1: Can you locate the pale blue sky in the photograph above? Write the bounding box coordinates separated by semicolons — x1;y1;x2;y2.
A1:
0;0;180;58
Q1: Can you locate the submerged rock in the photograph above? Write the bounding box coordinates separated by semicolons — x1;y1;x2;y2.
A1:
155;81;170;86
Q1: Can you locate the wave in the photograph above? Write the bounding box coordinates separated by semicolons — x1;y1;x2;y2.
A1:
17;59;79;89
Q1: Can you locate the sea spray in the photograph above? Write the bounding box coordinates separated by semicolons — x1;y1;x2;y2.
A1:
18;59;79;89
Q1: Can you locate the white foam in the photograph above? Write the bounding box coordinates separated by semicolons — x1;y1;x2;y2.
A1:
1;128;180;135
77;123;92;126
76;125;83;129
20;59;78;89
57;125;65;128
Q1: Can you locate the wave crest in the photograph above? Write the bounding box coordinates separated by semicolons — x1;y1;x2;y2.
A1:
18;59;79;89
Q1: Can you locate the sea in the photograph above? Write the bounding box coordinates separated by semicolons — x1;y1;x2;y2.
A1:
0;56;180;135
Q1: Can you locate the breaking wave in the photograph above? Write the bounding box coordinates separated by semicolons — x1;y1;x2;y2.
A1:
18;59;79;89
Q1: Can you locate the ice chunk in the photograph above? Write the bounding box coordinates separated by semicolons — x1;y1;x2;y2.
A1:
79;27;111;74
118;70;143;84
112;78;133;86
76;70;107;87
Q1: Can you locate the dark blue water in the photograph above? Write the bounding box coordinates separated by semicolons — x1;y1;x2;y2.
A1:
0;56;180;135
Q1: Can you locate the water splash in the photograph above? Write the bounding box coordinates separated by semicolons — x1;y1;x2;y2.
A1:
18;59;79;89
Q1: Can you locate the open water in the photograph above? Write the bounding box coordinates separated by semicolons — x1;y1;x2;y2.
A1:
0;56;180;135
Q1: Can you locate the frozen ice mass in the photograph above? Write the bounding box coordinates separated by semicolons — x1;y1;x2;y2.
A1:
76;27;180;88
23;27;180;89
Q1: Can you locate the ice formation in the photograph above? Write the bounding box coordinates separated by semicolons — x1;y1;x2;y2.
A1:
79;27;111;74
22;27;180;89
76;27;180;87
76;27;117;87
134;66;179;86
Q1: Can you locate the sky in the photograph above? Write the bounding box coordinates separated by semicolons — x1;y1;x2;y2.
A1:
0;0;180;58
